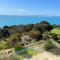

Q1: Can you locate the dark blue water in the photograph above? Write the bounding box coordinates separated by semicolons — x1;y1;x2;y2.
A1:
0;15;60;27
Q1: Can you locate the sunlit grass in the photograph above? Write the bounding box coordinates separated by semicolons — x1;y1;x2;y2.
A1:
51;28;60;34
27;48;38;55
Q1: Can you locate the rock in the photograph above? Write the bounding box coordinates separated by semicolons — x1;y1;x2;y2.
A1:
21;36;32;44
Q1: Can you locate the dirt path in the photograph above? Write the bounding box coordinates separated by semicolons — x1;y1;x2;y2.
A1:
24;40;60;60
24;51;60;60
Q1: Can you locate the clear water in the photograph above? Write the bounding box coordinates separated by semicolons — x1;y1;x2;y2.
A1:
0;15;60;27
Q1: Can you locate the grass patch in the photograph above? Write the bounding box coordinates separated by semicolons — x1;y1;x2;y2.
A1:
15;48;38;60
51;28;60;34
27;48;38;55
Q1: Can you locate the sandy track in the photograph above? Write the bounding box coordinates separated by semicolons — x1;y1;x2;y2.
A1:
24;51;60;60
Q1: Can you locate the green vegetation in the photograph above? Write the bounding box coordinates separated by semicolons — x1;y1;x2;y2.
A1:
51;28;60;34
0;21;60;60
0;21;60;51
15;44;24;51
27;48;38;55
0;21;53;50
15;48;38;60
0;41;8;50
44;40;55;50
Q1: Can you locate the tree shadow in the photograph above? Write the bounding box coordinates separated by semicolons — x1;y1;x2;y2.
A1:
16;47;32;59
21;53;32;59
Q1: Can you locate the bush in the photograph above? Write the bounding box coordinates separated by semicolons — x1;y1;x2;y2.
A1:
6;33;21;47
57;40;60;43
44;40;55;50
0;53;19;60
51;33;58;40
15;43;24;51
27;31;42;40
0;41;8;50
33;21;53;33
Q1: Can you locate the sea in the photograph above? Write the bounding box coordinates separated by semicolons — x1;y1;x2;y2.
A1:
0;15;60;27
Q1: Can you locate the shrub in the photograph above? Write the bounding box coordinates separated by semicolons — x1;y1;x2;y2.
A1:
33;21;53;33
27;31;42;40
1;28;10;37
51;33;58;40
0;41;8;50
44;40;55;50
0;53;19;60
6;33;21;46
15;43;23;51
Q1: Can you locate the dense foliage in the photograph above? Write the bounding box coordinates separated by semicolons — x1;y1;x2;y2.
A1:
0;21;60;50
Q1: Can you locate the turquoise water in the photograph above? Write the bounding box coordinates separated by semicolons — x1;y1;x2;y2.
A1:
0;15;60;27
